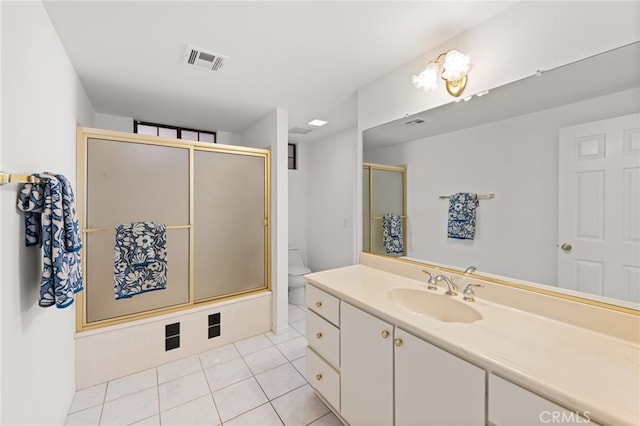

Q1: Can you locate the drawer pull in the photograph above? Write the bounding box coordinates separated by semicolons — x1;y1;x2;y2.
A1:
316;373;323;381
381;330;390;339
394;338;403;347
316;332;323;339
315;301;322;308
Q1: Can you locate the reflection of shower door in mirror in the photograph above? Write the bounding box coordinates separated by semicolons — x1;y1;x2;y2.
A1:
363;163;406;257
558;113;640;302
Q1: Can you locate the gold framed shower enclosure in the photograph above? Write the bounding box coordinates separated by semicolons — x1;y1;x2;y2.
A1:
363;162;407;257
76;127;271;331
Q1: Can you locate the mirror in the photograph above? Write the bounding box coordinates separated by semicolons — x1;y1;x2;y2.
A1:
363;42;640;309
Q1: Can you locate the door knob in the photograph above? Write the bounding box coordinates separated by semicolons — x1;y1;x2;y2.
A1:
316;332;323;339
315;301;322;308
561;243;572;252
394;338;403;347
315;373;322;381
381;330;390;339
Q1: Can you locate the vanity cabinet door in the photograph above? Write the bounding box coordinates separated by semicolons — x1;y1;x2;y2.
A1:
340;302;393;426
395;328;486;426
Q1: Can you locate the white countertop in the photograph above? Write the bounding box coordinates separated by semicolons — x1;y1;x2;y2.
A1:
305;264;640;426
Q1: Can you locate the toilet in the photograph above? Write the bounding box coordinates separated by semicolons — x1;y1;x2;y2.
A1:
288;248;311;305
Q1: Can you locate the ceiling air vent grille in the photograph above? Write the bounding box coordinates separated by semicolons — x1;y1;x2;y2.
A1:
289;127;313;135
183;45;228;72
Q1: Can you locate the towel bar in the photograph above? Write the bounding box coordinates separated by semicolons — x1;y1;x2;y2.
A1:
439;193;495;200
0;171;41;185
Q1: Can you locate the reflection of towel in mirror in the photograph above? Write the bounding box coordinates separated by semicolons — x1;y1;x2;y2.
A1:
16;173;83;308
383;214;404;253
114;222;167;299
447;193;479;240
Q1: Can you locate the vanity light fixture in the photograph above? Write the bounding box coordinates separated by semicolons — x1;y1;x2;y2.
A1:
308;119;328;127
412;49;472;97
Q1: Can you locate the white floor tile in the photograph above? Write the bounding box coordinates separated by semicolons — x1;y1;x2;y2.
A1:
255;363;306;400
65;405;101;426
234;334;274;356
157;355;202;384
160;394;220;426
158;370;210;412
271;384;329;426
290;356;306;378
276;336;307;361
130;414;160;426
105;368;157;402
287;308;307;324
243;346;289;375
212;377;268;422
224;402;283;426
199;343;241;369
68;383;106;413
100;387;159;426
289;319;306;335
308;412;344;426
265;327;301;345
204;357;252;391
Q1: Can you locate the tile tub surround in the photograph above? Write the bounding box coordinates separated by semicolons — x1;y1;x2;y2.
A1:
75;292;272;389
66;305;343;426
304;262;640;426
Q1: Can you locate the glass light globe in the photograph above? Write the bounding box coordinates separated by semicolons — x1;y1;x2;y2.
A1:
442;50;470;81
412;62;439;91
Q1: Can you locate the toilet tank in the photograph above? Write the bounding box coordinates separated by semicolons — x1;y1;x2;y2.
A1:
288;248;305;268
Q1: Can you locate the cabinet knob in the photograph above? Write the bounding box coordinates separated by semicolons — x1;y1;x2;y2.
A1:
315;301;322;308
315;373;323;381
315;332;323;339
394;338;403;347
381;330;390;339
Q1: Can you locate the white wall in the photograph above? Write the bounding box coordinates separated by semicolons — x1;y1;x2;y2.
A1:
1;2;95;424
365;88;639;286
94;112;132;133
242;109;289;333
307;127;358;272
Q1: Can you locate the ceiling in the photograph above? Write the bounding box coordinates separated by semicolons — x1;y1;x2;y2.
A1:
364;42;640;150
43;1;517;143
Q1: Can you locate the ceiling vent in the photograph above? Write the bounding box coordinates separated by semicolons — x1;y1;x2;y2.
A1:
403;117;428;126
288;126;313;135
183;45;228;72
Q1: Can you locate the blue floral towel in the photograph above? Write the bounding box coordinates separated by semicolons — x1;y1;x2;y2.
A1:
382;214;404;254
114;222;167;299
447;193;480;240
17;173;83;308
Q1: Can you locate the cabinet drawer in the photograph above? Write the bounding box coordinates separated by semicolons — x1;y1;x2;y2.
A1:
306;284;340;326
306;346;340;411
306;310;340;369
489;374;597;426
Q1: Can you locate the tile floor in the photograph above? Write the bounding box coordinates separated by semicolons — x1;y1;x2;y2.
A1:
65;305;342;426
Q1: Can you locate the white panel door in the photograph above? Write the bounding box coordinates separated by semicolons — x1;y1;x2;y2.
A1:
558;113;640;302
340;302;393;426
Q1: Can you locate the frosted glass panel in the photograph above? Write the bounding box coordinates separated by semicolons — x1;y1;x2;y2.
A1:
137;124;157;136
159;127;178;138
182;130;198;141
85;228;190;323
199;132;215;143
193;150;266;301
87;139;189;228
363;169;371;252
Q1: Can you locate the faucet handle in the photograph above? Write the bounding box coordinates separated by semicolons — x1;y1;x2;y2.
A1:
422;270;438;290
463;283;484;302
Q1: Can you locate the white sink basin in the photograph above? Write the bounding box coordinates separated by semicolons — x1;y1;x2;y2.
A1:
387;288;482;323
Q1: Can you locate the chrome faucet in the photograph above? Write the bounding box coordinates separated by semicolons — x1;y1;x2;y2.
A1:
421;270;438;290
464;265;477;274
463;283;484;302
435;275;458;296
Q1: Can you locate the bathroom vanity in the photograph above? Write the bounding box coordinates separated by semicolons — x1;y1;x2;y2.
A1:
303;254;639;426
